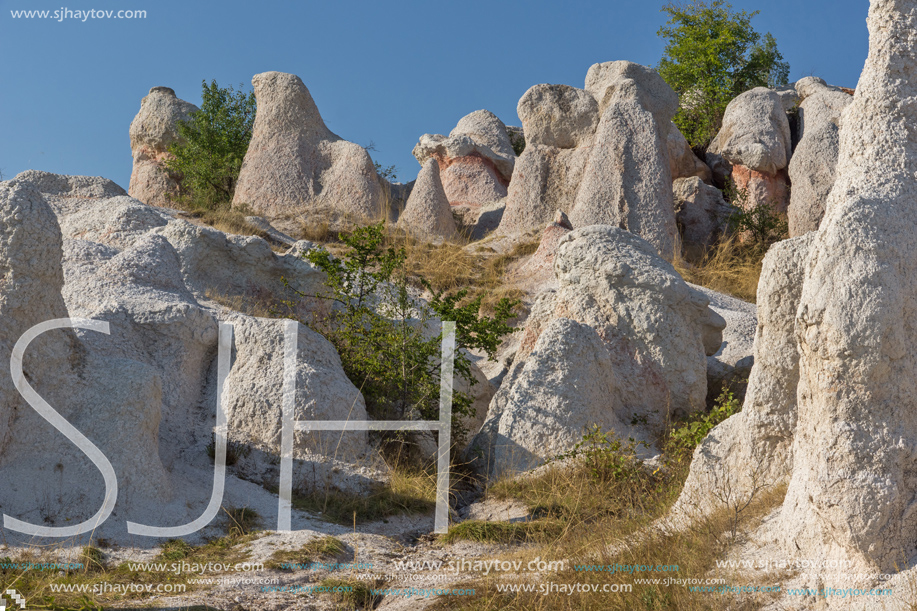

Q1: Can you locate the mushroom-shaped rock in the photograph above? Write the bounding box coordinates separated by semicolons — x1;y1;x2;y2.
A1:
128;86;199;207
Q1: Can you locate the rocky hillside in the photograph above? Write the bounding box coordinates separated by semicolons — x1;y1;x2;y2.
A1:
4;1;917;610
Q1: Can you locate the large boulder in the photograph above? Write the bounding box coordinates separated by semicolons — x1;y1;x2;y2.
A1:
498;61;680;250
706;88;792;213
412;110;515;213
787;79;853;236
220;316;370;480
487;318;634;475
128;87;199;207
398;158;458;240
232;72;384;224
570;62;680;258
517;84;599;149
667;122;712;183
497;144;591;235
772;0;917;573
468;226;724;477
675;234;813;517
673;176;732;248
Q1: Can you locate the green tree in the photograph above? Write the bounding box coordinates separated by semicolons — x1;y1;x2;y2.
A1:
657;0;790;149
166;80;256;208
288;223;517;443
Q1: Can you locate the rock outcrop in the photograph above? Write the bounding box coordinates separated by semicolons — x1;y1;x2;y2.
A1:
398;159;457;240
412;109;515;210
232;72;385;225
706;88;792;213
569;62;680;257
673;176;732;248
469;226;724;477
787;78;853;236
773;0;917;572
486;318;633;474
128;87;199;207
499;62;681;258
675;235;813;516
0;171;381;540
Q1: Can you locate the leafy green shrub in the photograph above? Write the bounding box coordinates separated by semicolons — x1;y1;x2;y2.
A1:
289;222;518;443
508;129;526;156
556;425;649;485
166;80;256;210
666;386;742;461
725;179;789;248
373;160;398;182
657;0;789;148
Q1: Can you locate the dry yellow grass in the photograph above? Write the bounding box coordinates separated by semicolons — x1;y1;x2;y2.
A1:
433;467;788;611
675;237;765;303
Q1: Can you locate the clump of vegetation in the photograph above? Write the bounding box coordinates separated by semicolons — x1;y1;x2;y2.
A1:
442;520;564;545
221;506;260;539
166;80;256;210
320;577;383;610
205;437;252;466
508;128;526;156
158;539;194;562
284;463;437;525
289;222;518;443
657;0;790;149
725;184;789;247
267;536;346;570
79;546;106;573
555;425;650;485
666;386;743;463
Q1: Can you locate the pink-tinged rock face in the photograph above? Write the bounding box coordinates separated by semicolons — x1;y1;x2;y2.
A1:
435;153;508;208
730;164;790;214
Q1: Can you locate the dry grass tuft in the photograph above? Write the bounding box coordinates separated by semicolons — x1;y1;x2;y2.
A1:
675;237;765;303
433;468;788;611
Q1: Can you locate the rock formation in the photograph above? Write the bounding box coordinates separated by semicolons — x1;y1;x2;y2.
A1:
673;176;732;248
677;0;917;576
469;226;725;477
774;0;917;572
411;110;515;238
232;72;385;226
706;88;792;213
398;159;457;240
499;62;681;259
517;84;599;149
128;87;199;207
569;62;680;257
0;172;383;540
787;77;853;236
675;234;813;515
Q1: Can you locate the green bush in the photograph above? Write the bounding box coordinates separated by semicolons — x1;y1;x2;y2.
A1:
657;0;790;149
166;80;256;210
666;386;742;461
556;425;649;485
290;223;517;443
725;179;789;247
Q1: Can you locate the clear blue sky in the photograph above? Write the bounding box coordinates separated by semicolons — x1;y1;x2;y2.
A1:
0;0;869;190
